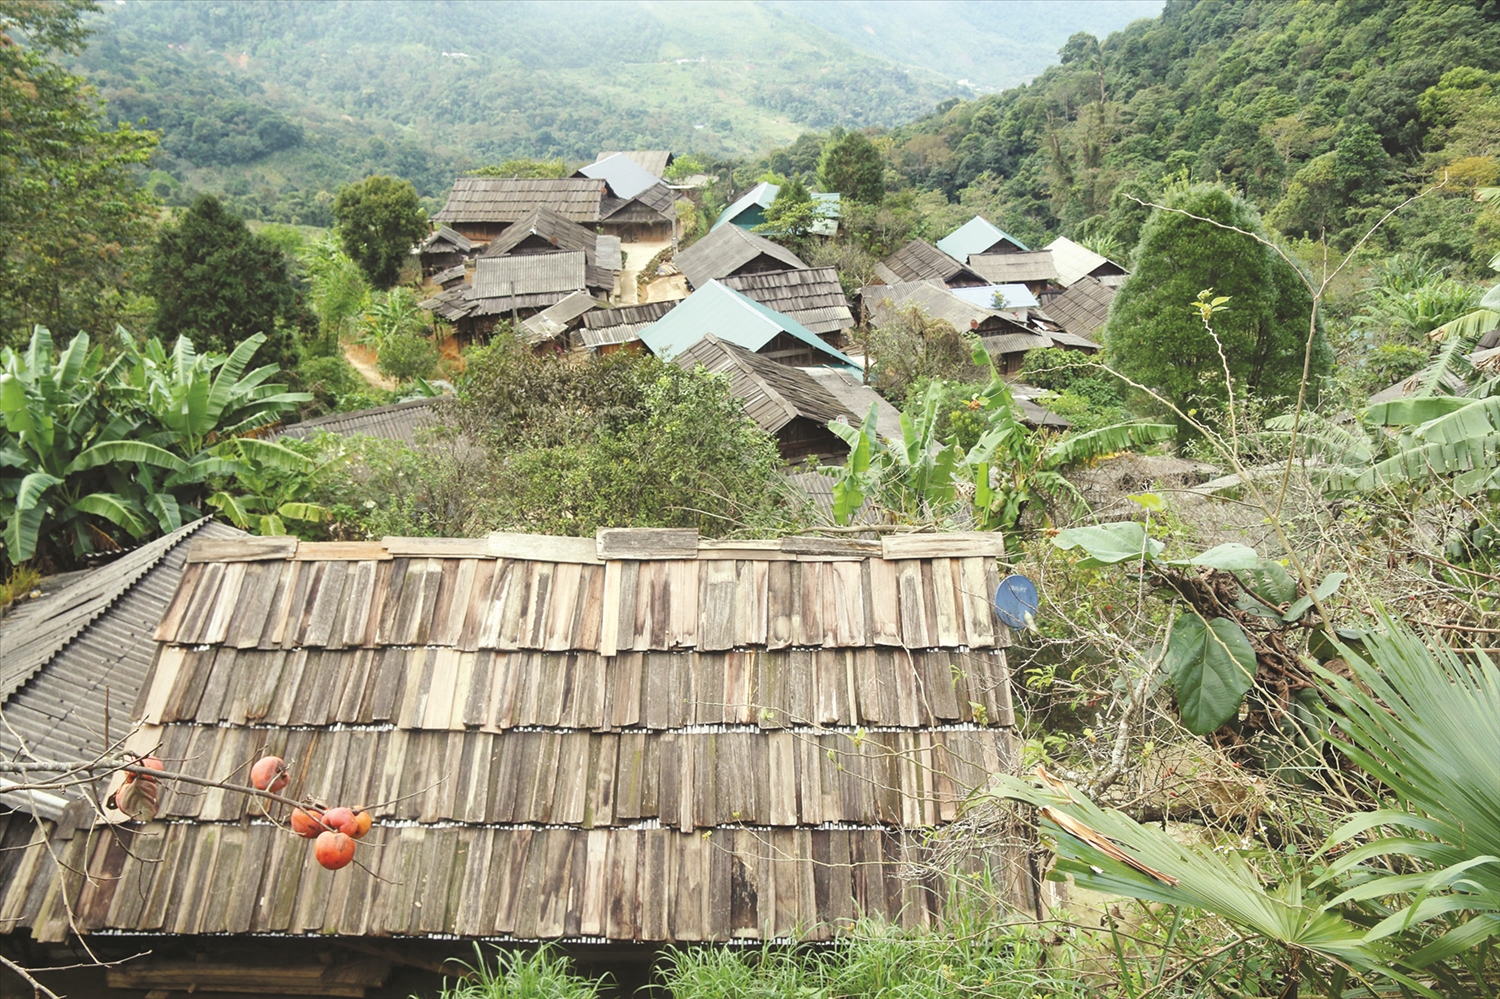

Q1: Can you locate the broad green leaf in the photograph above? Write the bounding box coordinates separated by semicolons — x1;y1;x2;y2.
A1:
229;437;316;471
72;492;148;537
1127;491;1163;512
1165;613;1255;735
144;492;184;533
68;440;188;475
1167;542;1259;571
1282;571;1346;622
13;472;61;512
2;503;47;561
1053;521;1163;565
1365;396;1473;427
259;513;286;536
206;491;250;529
1044;422;1175;467
1237;559;1297;606
277;502;329;523
206;333;268;424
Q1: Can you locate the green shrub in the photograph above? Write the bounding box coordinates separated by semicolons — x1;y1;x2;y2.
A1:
435;944;605;999
377;331;439;383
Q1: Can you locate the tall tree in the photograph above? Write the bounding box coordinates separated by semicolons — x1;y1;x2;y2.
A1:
0;0;158;340
333;175;428;289
818;130;885;204
1106;183;1332;421
147;195;303;364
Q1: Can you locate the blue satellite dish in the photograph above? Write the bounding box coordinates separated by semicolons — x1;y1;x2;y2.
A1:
993;575;1038;630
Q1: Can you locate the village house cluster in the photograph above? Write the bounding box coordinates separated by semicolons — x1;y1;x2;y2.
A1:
412;150;1128;463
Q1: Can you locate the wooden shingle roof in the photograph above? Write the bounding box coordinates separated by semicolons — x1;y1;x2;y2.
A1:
0;529;1015;945
433;178;608;225
471;252;588;312
968;251;1059;285
877;239;985;287
596;150;674;178
720;267;854;336
674;333;852;434
579;300;677;348
675;224;807;289
279;397;442;446
1045;236;1127;287
1042;275;1116;338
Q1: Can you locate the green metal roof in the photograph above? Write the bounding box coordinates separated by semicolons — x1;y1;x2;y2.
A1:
638;280;857;368
936;216;1029;262
712;182;843;232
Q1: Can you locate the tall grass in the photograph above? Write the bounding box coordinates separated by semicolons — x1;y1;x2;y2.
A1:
430;945;607;999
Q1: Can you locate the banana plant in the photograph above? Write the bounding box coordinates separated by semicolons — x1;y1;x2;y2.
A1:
0;327;186;562
204;438;329;537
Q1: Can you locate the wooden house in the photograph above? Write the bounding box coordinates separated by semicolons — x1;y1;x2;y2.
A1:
1046;236;1128;288
721;268;855;343
578;301;678;353
519;290;607;348
480;206;621;298
874;239;986;289
966;252;1060;298
676;224;809;289
674;334;857;460
1043;275;1116;339
422;253;598;342
935;216;1028;262
713;182;840;237
640;281;856;368
432;178;610;244
413;225;474;278
0;527;1021;995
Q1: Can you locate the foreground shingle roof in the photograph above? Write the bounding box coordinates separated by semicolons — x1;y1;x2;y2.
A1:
0;529;1016;944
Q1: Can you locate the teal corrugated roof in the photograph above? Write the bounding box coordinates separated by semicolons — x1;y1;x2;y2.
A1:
936;216;1029;262
639;281;856;367
713;182;779;231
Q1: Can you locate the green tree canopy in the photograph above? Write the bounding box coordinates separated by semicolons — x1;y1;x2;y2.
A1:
0;0;158;339
1106;184;1331;420
333;175;429;289
818;129;885;204
147;194;303;365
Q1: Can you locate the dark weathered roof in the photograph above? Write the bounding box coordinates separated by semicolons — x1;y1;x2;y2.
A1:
421;285;474;322
0;518;243;817
477;206;616;291
471;252;588;311
675;333;851;434
600;180;678;224
578;300;677;348
0;530;1015;944
596;150;674;177
863;280;1019;334
279;397;442;446
1043;275;1116;338
433;178;608;225
798;366;902;439
641;281;855;366
968;251;1060;285
417;225;474;254
431;263;467;287
720;267;854;336
676;224;807;289
878;239;984;286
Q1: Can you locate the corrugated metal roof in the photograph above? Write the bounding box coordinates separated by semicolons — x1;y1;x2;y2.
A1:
0;531;1016;943
640;280;855;366
674;333;852;434
578;153;660;200
1046;236;1127;287
596;150;674;177
936;216;1029;262
279;397;442;445
676;224;808;289
433;177;607;224
0;518;243;817
473;251;586;299
712;180;778;230
720;267;853;335
520;289;604;343
596;235;623;272
950;284;1039;310
969;251;1059;285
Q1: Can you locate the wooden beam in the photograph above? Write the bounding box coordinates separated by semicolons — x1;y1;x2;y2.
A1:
596;527;699;560
881;532;1005;560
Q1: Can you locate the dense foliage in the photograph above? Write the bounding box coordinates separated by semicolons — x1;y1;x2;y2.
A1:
332;175;428;289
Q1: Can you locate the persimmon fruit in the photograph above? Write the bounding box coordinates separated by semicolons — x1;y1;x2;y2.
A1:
251;755;289;792
321;806;357;835
290;807;325;838
315;831;356;870
349;811;373;839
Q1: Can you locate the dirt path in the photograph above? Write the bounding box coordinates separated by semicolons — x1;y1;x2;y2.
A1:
344;344;398;391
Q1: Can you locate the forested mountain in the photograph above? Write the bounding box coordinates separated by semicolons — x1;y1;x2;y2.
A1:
74;0;1153;225
878;0;1500;270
